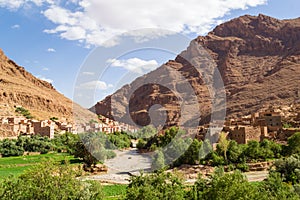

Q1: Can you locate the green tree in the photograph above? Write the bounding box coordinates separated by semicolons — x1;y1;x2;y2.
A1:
175;139;202;165
227;140;245;164
273;154;300;184
151;150;166;171
0;139;24;157
188;169;261;200
126;171;185;200
216;132;230;162
244;140;262;161
261;172;300;200
286;132;300;155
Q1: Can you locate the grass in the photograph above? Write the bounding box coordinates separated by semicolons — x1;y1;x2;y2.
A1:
0;153;80;179
0;153;128;199
103;184;127;200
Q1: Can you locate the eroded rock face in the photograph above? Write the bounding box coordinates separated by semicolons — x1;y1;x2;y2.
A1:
92;14;300;127
0;49;96;121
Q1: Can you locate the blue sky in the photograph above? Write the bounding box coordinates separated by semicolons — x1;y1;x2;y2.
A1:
0;0;299;108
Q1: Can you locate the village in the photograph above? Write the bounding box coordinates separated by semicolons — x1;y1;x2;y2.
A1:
194;105;300;145
0;112;138;139
1;103;300;146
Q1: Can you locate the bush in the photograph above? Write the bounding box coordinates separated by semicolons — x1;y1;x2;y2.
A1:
0;139;24;157
15;107;33;119
286;132;300;156
273;154;300;184
106;150;116;159
261;172;300;199
126;171;185;200
137;139;147;149
107;132;131;149
0;161;103;200
151;150;166;171
236;163;249;172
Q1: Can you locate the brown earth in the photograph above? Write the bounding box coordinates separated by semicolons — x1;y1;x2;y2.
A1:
92;14;300;127
0;49;96;122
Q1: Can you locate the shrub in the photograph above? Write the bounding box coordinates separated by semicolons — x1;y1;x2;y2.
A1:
0;161;103;200
126;171;185;200
0;139;24;157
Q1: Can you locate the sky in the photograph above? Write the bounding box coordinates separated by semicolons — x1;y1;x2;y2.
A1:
0;0;299;108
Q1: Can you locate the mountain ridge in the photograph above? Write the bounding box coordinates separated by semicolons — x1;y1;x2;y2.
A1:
0;49;96;122
93;14;300;127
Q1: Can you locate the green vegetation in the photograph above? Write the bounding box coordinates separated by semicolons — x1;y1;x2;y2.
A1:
125;168;300;200
285;132;300;155
15;107;33;119
137;126;284;171
126;171;185;200
103;185;127;200
0;130;300;199
72;131;131;167
50;116;59;121
0;161;103;200
0;153;79;179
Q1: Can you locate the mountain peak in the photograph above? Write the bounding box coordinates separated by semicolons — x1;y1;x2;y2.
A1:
93;14;300;127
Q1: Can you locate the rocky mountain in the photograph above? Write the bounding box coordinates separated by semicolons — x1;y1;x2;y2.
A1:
92;14;300;128
0;49;96;122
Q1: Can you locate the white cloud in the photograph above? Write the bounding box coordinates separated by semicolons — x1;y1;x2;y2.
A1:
37;75;53;83
41;0;267;46
0;0;267;46
47;48;56;52
42;67;49;71
11;24;20;29
0;0;53;10
82;71;95;76
79;80;113;90
107;58;159;74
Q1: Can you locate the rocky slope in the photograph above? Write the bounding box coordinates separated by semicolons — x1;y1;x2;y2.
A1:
0;49;96;122
92;14;300;127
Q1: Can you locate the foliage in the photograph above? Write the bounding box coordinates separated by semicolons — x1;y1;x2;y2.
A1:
0;139;24;157
273;154;300;184
135;126;184;151
126;169;300;200
283;123;293;129
151;150;166;171
15;107;33;119
216;132;230;162
175;139;202;165
50;117;59;121
125;171;185;200
132;125;157;139
136;138;147;149
188;169;261;200
0;153;79;180
0;161;103;200
72;132;119;167
260;171;300;200
226;140;246;164
107;131;131;149
51;132;80;153
286;132;300;155
17;135;54;154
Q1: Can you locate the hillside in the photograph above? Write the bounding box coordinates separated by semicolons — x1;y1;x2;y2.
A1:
0;49;96;122
92;14;300;128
